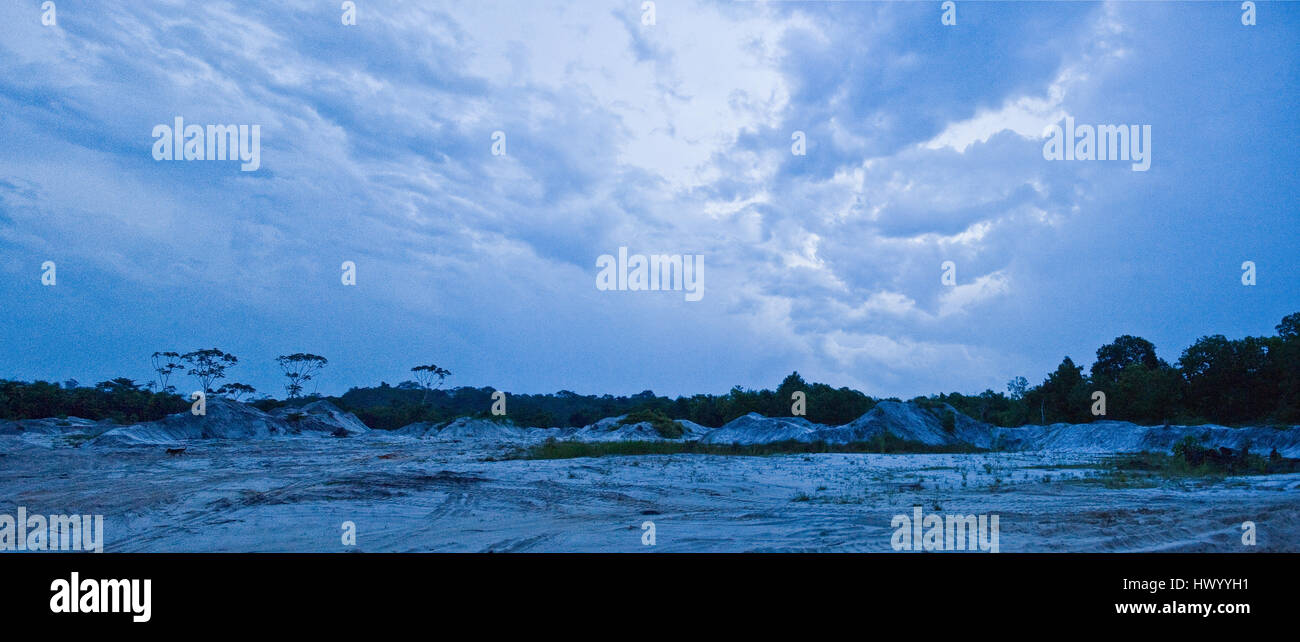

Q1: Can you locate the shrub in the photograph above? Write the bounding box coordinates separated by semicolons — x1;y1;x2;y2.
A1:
941;410;956;433
619;409;684;439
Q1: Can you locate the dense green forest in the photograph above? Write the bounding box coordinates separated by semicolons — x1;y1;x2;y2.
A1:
2;313;1297;430
0;378;188;424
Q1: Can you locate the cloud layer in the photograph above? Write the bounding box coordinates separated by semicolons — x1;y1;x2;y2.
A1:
1;1;1296;399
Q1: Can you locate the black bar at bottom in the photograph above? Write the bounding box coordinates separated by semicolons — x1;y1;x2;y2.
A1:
0;553;1283;629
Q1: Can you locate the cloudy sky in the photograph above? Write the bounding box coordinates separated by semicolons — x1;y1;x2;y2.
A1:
1;1;1295;400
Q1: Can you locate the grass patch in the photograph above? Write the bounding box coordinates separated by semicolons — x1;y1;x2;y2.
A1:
940;410;956;433
470;412;515;425
1075;437;1300;487
1109;447;1300;478
618;409;684;439
62;433;95;448
1071;468;1162;489
1021;462;1101;470
508;433;983;460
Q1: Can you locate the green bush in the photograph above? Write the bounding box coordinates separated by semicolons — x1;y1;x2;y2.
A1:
1115;435;1300;477
0;379;187;423
619;409;684;439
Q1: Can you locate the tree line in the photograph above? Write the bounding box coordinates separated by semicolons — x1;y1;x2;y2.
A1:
933;312;1300;427
1;312;1296;429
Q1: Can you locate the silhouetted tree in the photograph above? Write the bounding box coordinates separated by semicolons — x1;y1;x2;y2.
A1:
1086;336;1181;424
411;364;451;403
181;348;238;395
1271;313;1300;421
216;382;256;402
1178;335;1272;424
151;351;182;393
1006;376;1028;400
1091;335;1161;384
776;371;808;416
1277;312;1300;340
1030;357;1090;424
276;353;328;398
95;378;141;393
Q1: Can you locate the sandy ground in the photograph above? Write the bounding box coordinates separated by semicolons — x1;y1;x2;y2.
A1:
2;435;1297;552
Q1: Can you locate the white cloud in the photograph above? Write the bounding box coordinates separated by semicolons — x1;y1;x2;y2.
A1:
0;0;1151;398
923;92;1067;153
938;270;1011;317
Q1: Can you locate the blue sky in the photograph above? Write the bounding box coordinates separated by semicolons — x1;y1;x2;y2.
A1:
0;1;1296;400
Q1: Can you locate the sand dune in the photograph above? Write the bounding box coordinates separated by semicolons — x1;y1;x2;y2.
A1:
3;398;1290;458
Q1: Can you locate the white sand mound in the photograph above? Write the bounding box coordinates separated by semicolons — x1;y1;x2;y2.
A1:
92;398;295;446
998;421;1300;457
698;413;822;444
388;421;439;438
0;416;104;436
696;402;1300;456
700;402;991;447
390;417;534;442
677;419;711;440
824;401;991;446
13;396;1292;457
562;415;709;442
390;415;707;443
435;417;531;441
272;400;369;436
